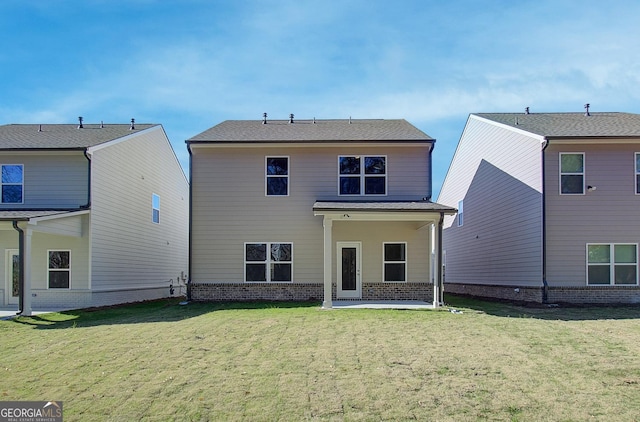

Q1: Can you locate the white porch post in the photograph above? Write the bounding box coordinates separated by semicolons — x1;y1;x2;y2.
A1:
322;217;333;309
22;226;33;316
433;213;445;308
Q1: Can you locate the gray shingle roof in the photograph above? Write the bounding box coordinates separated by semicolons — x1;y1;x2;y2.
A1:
313;201;457;213
187;119;434;143
0;123;157;149
475;112;640;138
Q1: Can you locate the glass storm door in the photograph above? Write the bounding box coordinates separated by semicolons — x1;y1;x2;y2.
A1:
6;249;19;305
337;242;362;299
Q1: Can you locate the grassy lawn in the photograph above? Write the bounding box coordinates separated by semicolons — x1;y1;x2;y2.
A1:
2;296;640;421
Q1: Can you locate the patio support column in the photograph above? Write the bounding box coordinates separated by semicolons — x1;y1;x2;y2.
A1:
22;226;33;316
433;213;445;308
322;217;333;309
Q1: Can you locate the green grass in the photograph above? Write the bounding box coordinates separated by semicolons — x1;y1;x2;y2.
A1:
2;295;640;421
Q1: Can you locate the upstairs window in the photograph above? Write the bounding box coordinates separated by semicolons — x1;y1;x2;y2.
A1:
245;242;293;282
266;157;289;196
339;156;386;195
457;200;464;227
1;164;23;204
48;250;71;289
560;153;584;194
152;194;160;224
635;153;640;194
383;242;407;282
587;244;638;285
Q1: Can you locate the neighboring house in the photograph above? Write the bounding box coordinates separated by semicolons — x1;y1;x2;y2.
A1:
187;117;456;307
0;120;189;314
438;111;640;304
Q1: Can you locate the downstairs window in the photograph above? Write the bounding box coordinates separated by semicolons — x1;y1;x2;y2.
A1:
587;244;638;285
245;242;293;282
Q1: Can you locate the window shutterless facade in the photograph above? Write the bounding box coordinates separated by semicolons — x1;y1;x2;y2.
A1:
338;156;386;195
1;164;23;204
560;153;584;194
48;250;71;289
245;242;293;282
383;242;407;282
457;200;464;226
587;243;638;285
152;193;160;223
266;156;289;196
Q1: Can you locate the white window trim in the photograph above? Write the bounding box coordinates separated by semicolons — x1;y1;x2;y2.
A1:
457;200;464;227
1;164;24;204
586;243;638;286
244;242;293;283
47;249;71;289
338;155;388;196
382;242;407;283
152;193;160;224
635;152;640;195
265;156;290;197
559;152;585;195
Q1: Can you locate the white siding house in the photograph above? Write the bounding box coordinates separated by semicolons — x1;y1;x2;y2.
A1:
0;122;189;314
187;118;456;307
438;111;640;304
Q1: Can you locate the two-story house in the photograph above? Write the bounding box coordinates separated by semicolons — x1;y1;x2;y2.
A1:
187;117;456;307
437;111;640;304
0;121;189;314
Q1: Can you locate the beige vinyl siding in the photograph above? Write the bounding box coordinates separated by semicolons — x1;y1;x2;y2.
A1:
0;152;88;209
190;145;431;282
545;143;640;286
89;127;189;291
332;221;430;283
29;231;90;290
438;115;544;286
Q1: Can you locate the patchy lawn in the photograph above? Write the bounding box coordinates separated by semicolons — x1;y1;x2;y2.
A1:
2;296;640;421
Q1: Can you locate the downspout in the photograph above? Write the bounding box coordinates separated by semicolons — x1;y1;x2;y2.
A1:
82;150;91;208
186;143;193;301
541;139;549;303
437;212;445;306
426;141;434;201
12;221;24;315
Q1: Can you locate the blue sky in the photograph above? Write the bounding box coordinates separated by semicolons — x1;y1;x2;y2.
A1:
2;1;640;198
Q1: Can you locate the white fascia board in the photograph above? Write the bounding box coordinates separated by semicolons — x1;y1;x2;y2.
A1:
29;209;90;224
313;211;446;222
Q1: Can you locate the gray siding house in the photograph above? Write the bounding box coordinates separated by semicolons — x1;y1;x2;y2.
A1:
187;117;456;307
0;121;189;314
438;111;640;304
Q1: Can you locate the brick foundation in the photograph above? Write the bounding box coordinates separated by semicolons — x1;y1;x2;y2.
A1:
445;283;640;304
190;281;434;302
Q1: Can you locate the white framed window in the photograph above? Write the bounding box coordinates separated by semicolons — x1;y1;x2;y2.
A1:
266;157;289;196
457;200;464;227
339;155;386;195
245;242;293;282
560;153;584;195
48;250;71;289
383;242;407;282
635;153;640;195
587;243;638;285
1;164;23;204
152;193;160;224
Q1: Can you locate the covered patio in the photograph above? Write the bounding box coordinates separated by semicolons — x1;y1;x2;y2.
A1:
313;201;457;309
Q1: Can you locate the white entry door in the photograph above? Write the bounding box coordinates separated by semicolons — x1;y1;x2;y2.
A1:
337;242;362;299
5;249;19;305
